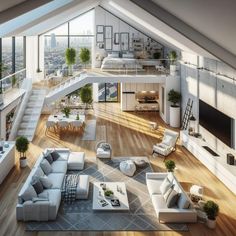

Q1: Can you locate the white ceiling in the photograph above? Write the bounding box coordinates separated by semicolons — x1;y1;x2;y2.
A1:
152;0;236;56
0;0;26;12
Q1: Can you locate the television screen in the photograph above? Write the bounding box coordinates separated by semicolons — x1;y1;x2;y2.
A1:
199;100;233;148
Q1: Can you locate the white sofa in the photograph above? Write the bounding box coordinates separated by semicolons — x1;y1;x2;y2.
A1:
16;148;89;221
146;172;197;223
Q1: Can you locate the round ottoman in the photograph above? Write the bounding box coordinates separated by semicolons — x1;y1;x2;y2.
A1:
134;159;147;168
119;160;136;177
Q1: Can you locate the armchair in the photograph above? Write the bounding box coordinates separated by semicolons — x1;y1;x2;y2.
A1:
152;129;179;160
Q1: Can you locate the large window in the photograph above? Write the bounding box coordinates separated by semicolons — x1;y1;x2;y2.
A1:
44;10;94;76
99;83;119;102
15;37;24;72
1;37;13;78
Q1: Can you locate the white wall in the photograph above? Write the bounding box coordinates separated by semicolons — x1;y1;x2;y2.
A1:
181;51;236;154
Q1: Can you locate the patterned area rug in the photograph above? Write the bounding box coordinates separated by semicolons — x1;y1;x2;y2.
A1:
26;157;188;231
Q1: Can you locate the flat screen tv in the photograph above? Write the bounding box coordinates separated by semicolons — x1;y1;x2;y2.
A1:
199;100;233;148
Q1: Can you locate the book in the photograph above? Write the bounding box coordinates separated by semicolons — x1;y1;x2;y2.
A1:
98;199;108;207
111;199;120;207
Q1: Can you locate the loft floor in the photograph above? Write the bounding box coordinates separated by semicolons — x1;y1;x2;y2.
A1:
0;103;235;236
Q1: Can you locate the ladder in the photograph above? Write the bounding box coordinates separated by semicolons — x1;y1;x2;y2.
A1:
181;98;193;130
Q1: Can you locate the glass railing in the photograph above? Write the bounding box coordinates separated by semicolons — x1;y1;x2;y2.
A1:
0;69;26;93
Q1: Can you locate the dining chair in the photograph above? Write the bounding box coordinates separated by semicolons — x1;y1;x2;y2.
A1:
45;120;57;134
70;120;83;132
57;121;69;132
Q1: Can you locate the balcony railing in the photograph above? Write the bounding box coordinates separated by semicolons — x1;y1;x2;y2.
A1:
0;69;26;93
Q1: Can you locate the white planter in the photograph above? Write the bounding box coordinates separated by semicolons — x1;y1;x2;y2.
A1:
0;93;3;106
20;158;27;168
170;106;180;127
170;65;177;76
206;218;216;229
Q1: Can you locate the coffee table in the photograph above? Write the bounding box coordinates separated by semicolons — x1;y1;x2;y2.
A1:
92;182;129;211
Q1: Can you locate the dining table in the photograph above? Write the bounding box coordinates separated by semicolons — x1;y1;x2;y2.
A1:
48;114;86;123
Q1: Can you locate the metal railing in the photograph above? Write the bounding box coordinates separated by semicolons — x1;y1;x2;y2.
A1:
0;69;26;93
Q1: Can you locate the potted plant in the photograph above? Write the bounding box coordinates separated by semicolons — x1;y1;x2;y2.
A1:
65;48;76;76
80;85;93;110
61;107;71;118
16;136;29;168
79;48;90;69
104;190;114;199
165;160;176;172
168;50;178;75
168;89;181;127
204;200;219;229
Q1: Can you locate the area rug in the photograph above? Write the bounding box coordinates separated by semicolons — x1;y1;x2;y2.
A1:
26;156;188;231
81;119;96;141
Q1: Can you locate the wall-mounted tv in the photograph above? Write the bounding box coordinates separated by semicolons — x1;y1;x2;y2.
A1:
199;100;233;148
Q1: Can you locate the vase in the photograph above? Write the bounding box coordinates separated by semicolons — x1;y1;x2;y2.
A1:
206;218;216;229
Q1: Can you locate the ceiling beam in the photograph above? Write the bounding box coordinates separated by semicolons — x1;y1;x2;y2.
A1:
0;0;53;25
130;0;236;69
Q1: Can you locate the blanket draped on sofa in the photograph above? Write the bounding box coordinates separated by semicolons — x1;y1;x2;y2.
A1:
61;174;80;203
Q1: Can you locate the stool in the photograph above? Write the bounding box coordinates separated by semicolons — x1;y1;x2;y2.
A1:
120;160;136;177
190;185;203;202
67;152;85;170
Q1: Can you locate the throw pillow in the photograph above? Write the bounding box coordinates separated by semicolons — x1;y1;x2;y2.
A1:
40;159;52;175
51;151;60;161
163;186;173;201
44;153;53;164
162;135;172;146
20;185;37;202
32;180;44;194
166;189;180;208
177;193;191;209
40;175;53;189
160;177;172;195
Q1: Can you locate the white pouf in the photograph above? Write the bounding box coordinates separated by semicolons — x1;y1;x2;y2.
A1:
67;152;85;170
190;185;203;197
120;160;136;177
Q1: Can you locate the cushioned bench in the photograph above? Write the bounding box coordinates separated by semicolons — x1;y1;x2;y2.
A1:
68;152;85;170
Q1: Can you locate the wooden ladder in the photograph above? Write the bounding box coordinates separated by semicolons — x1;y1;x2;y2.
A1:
181;98;193;130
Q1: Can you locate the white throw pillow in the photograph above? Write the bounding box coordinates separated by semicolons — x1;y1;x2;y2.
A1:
162;135;172;146
20;185;37;202
40;159;52;175
160;177;172;195
40;175;53;189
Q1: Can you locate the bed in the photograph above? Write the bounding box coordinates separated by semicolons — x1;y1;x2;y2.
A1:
101;52;143;70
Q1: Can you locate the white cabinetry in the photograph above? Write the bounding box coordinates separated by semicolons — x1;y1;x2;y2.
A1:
122;93;137;111
180;131;236;195
0;142;15;184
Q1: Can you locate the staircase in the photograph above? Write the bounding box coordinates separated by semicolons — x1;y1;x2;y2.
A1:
17;89;46;141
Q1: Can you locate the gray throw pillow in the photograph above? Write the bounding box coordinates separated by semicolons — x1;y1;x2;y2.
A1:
40;159;52;175
160;177;172;195
166;189;180;208
32;180;44;194
51;151;60;161
40;175;53;189
20;185;37;202
44;153;53;164
177;193;191;209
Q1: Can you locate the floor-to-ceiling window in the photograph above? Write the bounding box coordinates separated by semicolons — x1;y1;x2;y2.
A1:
44;10;94;76
1;37;13;78
98;83;119;102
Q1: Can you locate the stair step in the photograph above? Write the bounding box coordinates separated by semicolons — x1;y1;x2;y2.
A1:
20;122;37;129
24;108;41;114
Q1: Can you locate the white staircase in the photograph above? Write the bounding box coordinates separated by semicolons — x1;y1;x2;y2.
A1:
17;89;46;141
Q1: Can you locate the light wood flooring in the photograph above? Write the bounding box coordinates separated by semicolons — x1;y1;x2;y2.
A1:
0;103;235;236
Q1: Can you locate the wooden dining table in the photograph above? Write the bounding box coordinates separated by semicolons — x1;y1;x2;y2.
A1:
48;114;85;123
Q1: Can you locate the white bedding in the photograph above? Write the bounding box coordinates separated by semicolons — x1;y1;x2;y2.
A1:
101;57;143;70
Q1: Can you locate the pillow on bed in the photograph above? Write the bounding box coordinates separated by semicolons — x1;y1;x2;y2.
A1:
122;52;134;58
108;52;119;58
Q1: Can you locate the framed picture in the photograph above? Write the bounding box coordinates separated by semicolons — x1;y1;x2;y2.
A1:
105;26;113;39
105;38;112;50
120;32;129;51
114;33;119;45
96;33;104;43
96;25;104;33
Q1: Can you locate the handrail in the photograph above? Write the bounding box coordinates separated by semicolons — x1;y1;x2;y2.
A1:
1;68;26;81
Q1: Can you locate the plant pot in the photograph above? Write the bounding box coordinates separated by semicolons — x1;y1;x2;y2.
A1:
20;157;27;168
169;106;180;127
206;218;216;229
0;93;3;106
170;65;177;76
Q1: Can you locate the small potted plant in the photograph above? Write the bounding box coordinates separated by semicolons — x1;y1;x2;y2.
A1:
168;89;181;127
104;190;114;199
204;200;219;229
61;107;71;118
16;136;29;168
168;50;178;75
165;160;176;172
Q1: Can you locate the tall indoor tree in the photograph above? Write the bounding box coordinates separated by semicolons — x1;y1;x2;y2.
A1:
65;48;76;76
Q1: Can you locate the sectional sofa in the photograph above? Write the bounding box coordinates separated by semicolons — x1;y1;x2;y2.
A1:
16;148;89;221
146;172;197;223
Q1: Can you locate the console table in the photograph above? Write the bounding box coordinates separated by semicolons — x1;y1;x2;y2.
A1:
0;142;15;184
180;130;236;195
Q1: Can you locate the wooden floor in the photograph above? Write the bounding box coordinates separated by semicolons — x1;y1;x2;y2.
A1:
0;103;236;236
